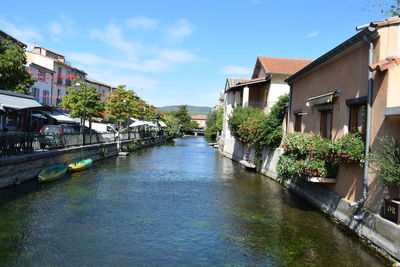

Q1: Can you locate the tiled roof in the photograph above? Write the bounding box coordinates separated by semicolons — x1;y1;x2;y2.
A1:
370;17;400;27
226;78;249;88
258;56;313;75
86;78;115;88
191;115;207;120
238;77;265;84
369;57;400;72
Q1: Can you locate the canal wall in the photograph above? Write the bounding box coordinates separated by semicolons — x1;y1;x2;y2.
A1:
219;139;400;264
0;136;166;188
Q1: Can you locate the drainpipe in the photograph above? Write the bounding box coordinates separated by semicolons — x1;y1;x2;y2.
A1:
349;29;375;207
287;85;292;135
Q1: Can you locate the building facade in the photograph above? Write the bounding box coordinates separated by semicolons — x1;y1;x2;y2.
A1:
286;17;400;212
26;47;86;107
221;57;312;160
85;78;116;101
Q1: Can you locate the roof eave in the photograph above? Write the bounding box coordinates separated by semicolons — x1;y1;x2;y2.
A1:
286;27;379;84
226;76;271;92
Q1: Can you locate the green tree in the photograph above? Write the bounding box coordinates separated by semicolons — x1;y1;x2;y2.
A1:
367;0;400;16
61;79;104;131
163;114;181;138
205;105;223;138
171;105;194;132
105;85;139;129
0;40;36;94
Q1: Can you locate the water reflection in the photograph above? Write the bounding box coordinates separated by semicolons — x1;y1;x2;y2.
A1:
0;136;385;266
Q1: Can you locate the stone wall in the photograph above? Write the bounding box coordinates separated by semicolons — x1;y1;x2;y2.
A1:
219;138;400;263
0;136;166;188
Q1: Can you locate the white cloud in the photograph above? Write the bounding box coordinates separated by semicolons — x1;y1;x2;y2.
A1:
90;23;142;56
159;49;198;63
0;16;42;48
220;65;252;75
304;31;320;39
48;15;77;42
84;66;158;90
166;19;194;42
126;16;157;30
69;52;171;72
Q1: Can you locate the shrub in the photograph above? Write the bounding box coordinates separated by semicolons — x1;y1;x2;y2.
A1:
334;132;365;164
205;105;223;138
229;106;263;138
369;136;400;185
278;132;364;180
227;94;289;167
277;154;304;179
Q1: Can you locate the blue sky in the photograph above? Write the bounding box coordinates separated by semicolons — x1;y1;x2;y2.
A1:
0;0;388;107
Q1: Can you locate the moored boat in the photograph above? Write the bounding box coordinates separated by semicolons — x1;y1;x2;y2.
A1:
68;158;93;172
38;164;68;183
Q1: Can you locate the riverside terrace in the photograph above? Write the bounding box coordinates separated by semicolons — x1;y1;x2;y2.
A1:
0;128;165;158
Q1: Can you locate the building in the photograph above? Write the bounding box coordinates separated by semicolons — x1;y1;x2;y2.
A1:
286;17;400;214
191;115;207;128
85;78;116;101
26;47;87;107
0;29;26;48
221;57;312;160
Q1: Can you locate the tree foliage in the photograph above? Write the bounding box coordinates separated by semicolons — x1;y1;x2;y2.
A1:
205;105;223;138
105;85;139;123
62;79;104;120
0;40;36;94
170;105;196;133
369;136;400;185
365;0;400;16
162;114;181;138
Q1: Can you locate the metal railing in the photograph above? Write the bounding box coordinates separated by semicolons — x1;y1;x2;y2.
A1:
0;130;166;158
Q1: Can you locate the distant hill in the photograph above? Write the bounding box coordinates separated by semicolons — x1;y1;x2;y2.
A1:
157;105;212;116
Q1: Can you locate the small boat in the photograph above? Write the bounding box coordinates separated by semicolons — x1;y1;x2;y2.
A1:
38;164;68;183
68;158;93;172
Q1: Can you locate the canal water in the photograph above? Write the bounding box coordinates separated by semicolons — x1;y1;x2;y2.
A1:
0;136;385;266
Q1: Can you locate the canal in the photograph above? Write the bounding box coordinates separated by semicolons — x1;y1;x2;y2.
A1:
0;136;385;266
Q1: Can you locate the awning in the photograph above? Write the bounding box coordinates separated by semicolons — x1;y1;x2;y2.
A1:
0;90;43;111
158;120;167;127
144;121;157;127
42;110;77;123
129;121;147;127
32;113;47;119
306;91;339;106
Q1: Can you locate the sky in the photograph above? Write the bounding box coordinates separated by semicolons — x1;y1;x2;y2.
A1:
0;0;388;107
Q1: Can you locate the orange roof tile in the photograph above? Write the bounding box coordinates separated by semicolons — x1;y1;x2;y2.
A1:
257;56;313;75
369;57;400;72
191;115;207;120
370;17;400;27
238;77;265;84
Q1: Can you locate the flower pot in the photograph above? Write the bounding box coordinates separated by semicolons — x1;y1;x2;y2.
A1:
381;198;400;224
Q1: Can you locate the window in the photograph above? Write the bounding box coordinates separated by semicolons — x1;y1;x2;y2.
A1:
294;114;302;132
65;70;71;86
346;96;367;134
349;105;366;133
42;90;49;105
320;110;332;139
32;88;40;101
57;67;62;85
56;89;61;104
38;70;45;82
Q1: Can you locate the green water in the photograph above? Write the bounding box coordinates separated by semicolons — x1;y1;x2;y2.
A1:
0;136;386;266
